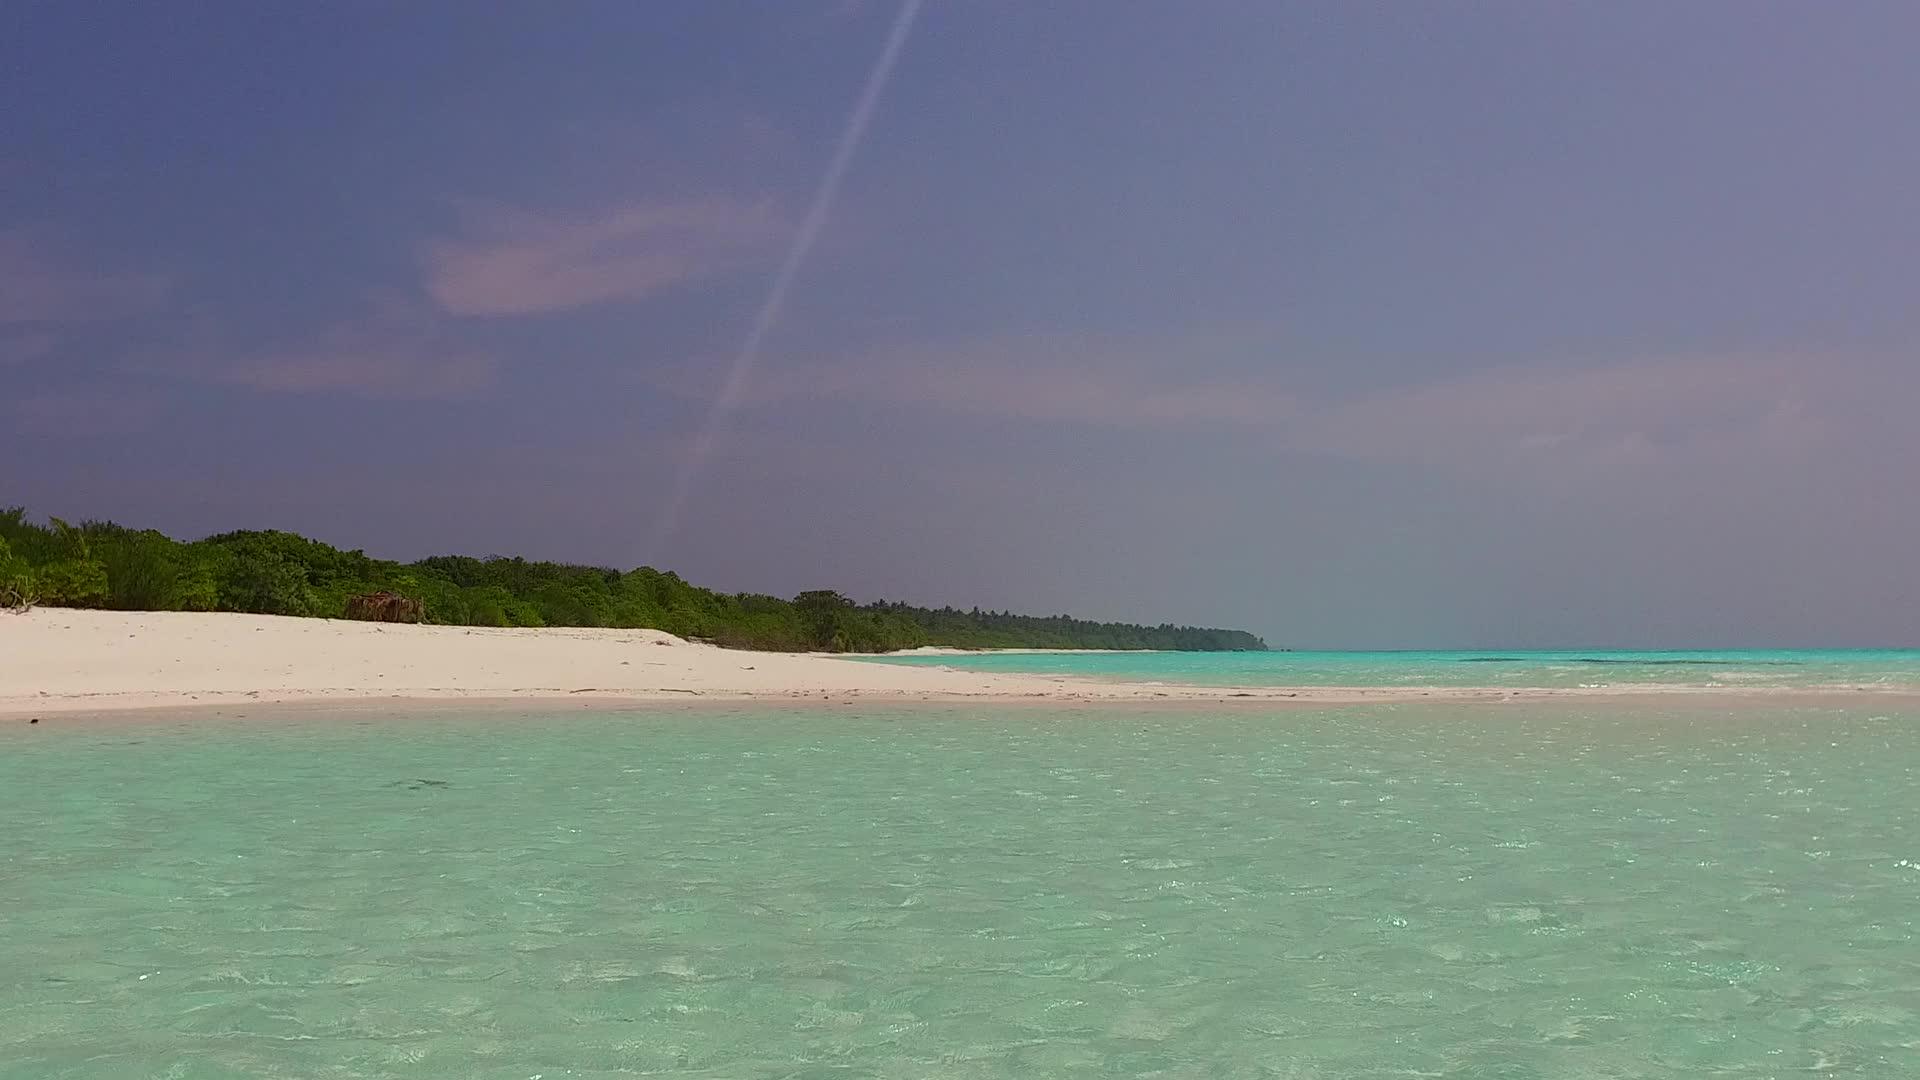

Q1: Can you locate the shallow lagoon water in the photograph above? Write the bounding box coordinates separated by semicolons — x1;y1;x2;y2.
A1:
4;704;1918;1078
857;648;1920;690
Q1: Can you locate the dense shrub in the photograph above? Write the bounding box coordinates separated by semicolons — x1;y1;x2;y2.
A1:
209;536;317;616
0;535;34;609
94;528;186;610
34;559;109;607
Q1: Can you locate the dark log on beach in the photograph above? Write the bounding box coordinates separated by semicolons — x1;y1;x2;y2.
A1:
344;591;425;623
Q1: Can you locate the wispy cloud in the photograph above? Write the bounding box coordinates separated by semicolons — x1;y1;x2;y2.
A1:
1297;354;1833;468
0;227;170;324
667;331;1299;428
422;197;787;317
0;330;58;367
138;306;498;401
220;341;498;400
676;330;1884;469
6;388;170;437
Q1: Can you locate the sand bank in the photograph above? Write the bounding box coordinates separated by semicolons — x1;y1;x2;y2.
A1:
3;609;1916;717
880;646;1157;656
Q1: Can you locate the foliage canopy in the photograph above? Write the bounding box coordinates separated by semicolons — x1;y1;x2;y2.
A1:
0;508;1267;653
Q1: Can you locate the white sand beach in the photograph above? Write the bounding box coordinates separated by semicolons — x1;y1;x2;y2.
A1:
3;609;1914;718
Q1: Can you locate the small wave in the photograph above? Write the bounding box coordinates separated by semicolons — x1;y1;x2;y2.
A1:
1456;657;1804;667
1577;658;1803;667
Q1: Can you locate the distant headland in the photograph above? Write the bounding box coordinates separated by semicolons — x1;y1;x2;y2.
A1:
0;507;1267;653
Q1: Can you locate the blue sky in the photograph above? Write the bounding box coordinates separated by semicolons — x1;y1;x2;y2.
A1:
5;2;1918;647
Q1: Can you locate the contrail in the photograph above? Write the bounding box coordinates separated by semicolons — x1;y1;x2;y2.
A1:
651;0;924;557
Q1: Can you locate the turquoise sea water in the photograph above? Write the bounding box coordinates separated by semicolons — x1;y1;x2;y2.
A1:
858;649;1920;690
4;703;1919;1077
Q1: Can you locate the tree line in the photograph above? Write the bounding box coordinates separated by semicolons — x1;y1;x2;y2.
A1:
0;507;1267;653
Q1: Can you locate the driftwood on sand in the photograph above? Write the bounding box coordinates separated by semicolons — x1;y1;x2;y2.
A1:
343;591;425;623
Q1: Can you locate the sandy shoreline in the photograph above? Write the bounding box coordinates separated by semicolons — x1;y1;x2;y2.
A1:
879;645;1162;656
3;609;1916;718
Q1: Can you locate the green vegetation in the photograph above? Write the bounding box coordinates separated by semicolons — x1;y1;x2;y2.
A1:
0;507;1268;652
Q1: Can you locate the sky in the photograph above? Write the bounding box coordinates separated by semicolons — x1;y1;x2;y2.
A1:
4;1;1918;648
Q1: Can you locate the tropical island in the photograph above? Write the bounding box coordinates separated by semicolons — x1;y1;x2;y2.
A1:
0;507;1266;653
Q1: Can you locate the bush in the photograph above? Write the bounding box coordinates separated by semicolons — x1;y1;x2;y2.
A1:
0;536;35;610
0;507;62;566
212;538;316;616
35;559;109;607
97;530;184;610
460;585;543;627
174;558;220;611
